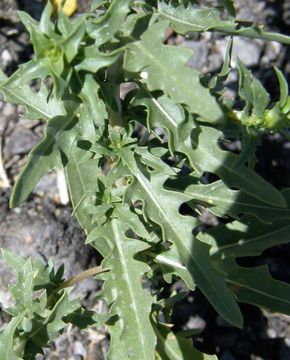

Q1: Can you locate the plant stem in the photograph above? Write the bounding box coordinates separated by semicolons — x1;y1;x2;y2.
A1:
106;58;124;128
58;266;109;290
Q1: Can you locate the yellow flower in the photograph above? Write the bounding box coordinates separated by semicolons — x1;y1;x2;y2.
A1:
50;0;77;17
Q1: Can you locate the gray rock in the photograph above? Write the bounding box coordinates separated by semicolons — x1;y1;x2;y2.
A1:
216;37;263;68
182;40;209;71
236;0;265;22
0;103;16;133
33;172;59;200
0;0;18;21
0;49;13;68
4;126;39;155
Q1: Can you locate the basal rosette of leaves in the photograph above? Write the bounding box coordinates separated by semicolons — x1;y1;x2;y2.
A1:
0;0;290;359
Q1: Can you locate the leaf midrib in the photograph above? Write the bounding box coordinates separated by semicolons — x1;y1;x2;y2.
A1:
158;8;290;44
112;220;149;359
226;278;290;305
180;135;285;207
211;224;290;255
3;87;54;121
185;186;289;213
135;169;234;317
129;34;182;92
144;94;284;207
146;90;179;130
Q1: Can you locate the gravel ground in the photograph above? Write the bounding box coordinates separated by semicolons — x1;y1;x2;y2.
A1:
0;1;290;359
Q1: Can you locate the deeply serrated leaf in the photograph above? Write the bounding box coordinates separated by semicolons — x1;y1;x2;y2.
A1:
182;179;290;223
238;59;270;118
88;220;156;360
124;21;223;123
199;214;290;314
0;312;26;360
129;89;194;154
124;167;242;327
221;260;290;315
181;126;286;207
130;90;286;207
9;260;34;315
157;1;290;44
0;62;64;121
65;79;106;230
87;0;131;45
199;215;290;260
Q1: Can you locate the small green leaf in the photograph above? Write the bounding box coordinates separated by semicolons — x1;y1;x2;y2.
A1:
10;119;63;207
114;203;150;239
61;16;86;63
238;59;270;118
75;47;121;73
219;0;236;17
274;67;289;108
28;290;80;347
87;0;131;45
153;246;195;290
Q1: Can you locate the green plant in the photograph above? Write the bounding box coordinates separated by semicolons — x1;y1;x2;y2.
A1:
0;1;290;359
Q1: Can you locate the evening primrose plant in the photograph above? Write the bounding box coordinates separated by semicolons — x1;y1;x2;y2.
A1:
0;1;290;359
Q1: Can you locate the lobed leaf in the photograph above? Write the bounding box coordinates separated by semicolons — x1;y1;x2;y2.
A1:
157;0;290;44
87;219;156;360
87;0;132;45
199;215;290;314
221;261;290;315
180;126;286;207
0;313;26;360
199;215;290;260
180;179;290;223
123;166;243;327
124;21;224;123
130;90;286;207
0;62;64;121
238;59;270;119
